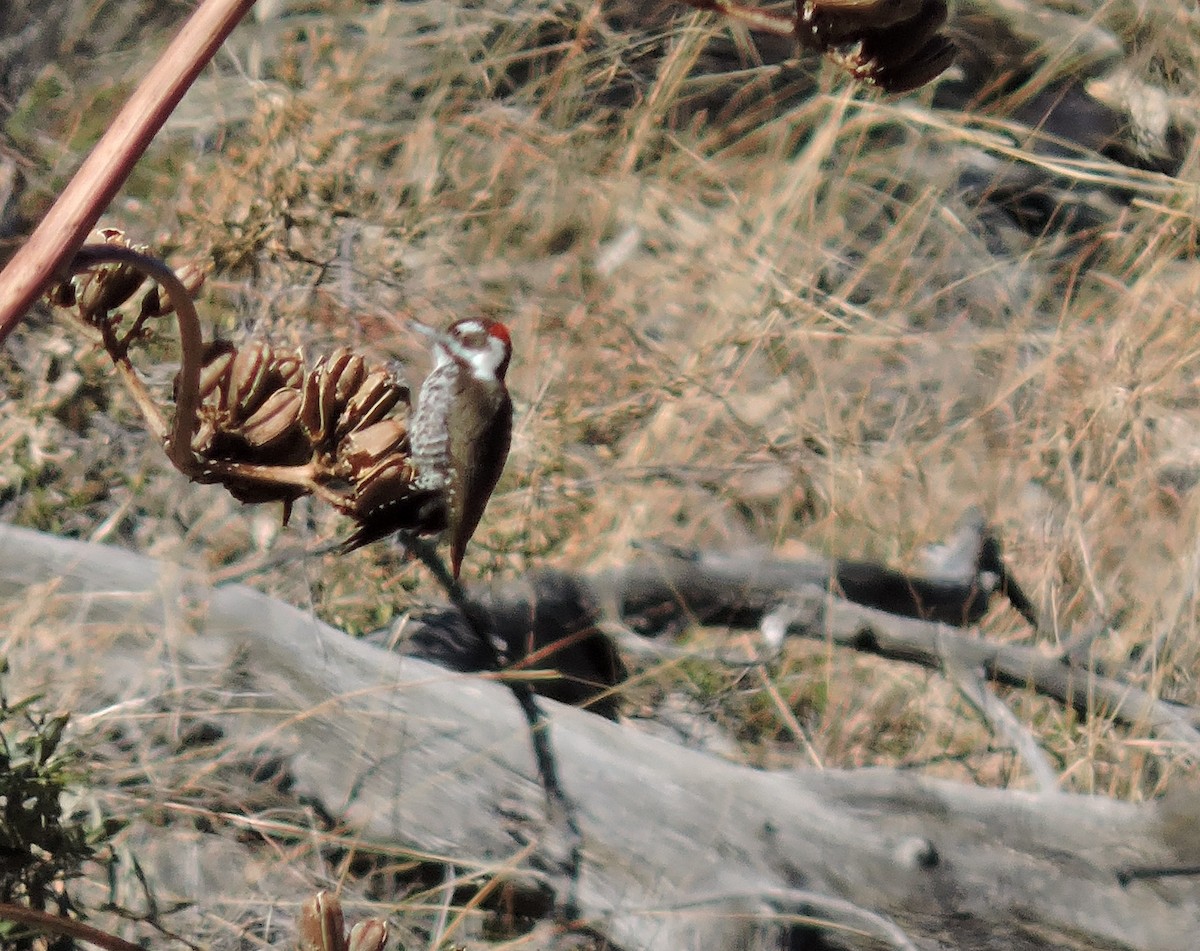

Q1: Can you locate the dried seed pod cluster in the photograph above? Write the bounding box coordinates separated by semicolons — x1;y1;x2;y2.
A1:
48;228;150;318
191;340;310;508
53;241;514;577
297;891;388;951
191;338;421;530
188;318;514;578
49;228;207;347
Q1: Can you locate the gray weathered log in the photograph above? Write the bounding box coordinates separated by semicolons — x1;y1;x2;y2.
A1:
1;524;1197;951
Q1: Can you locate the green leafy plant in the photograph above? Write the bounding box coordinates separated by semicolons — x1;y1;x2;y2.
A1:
0;660;108;950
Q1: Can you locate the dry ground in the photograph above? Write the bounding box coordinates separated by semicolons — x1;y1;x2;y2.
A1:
2;0;1200;947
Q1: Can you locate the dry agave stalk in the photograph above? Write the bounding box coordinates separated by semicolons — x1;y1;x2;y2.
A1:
48;229;208;473
51;241;581;911
680;0;956;93
46;233;472;566
48;228;208;357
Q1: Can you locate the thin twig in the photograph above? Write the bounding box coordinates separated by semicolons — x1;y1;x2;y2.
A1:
0;902;144;951
400;534;584;920
429;862;456;949
1117;864;1200;886
943;659;1059;792
200;459;324;493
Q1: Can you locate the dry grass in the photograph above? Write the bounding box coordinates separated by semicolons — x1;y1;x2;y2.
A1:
3;0;1200;945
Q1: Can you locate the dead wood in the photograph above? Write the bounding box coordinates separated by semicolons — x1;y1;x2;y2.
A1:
396;508;1032;711
2;524;1198;951
406;510;1197;757
582;547;1200;753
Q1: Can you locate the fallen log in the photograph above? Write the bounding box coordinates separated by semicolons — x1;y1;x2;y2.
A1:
0;525;1197;950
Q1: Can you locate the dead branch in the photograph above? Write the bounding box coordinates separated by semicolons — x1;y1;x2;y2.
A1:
0;902;144;951
582;548;1200;753
363;509;1196;754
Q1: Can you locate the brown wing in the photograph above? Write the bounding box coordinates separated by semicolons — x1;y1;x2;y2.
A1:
449;391;513;578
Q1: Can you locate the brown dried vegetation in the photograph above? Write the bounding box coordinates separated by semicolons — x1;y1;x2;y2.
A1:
2;0;1200;947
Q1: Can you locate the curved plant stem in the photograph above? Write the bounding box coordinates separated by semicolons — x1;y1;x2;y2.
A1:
66;246;337;507
67;245;204;472
0;0;257;344
0;902;144;951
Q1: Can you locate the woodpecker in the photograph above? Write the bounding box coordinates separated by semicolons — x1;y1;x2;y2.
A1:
339;317;513;573
336;314;513;576
405;316;514;577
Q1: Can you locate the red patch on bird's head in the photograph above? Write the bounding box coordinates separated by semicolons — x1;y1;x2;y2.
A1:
483;319;511;347
476;319;512;379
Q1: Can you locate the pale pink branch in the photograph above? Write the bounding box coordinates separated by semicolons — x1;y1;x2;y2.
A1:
0;0;257;344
